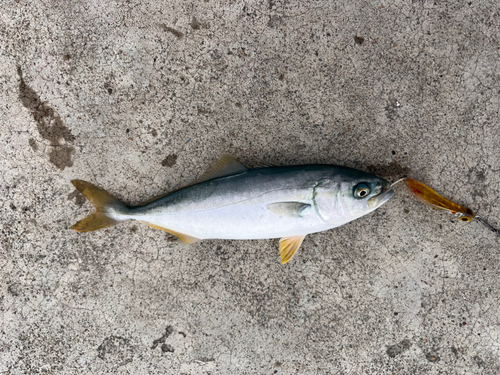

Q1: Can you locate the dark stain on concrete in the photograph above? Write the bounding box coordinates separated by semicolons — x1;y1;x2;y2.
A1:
161;24;183;38
68;190;86;207
474;169;487;182
7;283;22;297
191;17;202;30
97;336;134;366
386;339;412;357
17;67;75;170
468;167;487;199
104;81;114;95
50;146;75;170
161;344;174;353
268;15;283;28
473;355;485;367
198;356;215;362
385;98;401;120
197;106;212;115
151;326;173;350
354;36;364;45
426;352;440;362
28;138;38;151
162;154;178;167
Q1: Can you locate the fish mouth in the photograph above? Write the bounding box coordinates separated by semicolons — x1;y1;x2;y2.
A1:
367;186;394;208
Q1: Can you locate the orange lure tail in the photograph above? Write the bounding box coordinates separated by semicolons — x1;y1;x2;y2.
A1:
404;178;475;222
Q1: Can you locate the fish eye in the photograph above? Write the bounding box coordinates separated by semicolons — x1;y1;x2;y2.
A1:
460;216;471;222
354;183;371;199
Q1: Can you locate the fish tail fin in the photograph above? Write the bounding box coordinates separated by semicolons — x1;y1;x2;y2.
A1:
70;180;129;232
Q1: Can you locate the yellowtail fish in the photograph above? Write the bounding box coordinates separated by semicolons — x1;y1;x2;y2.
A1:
71;155;394;263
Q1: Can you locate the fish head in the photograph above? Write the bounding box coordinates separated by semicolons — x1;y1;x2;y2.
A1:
313;168;394;224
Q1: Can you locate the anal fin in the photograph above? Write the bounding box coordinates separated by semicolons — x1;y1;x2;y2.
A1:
279;235;305;264
140;221;201;244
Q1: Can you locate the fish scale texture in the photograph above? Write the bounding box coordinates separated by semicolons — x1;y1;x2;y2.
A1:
1;1;500;374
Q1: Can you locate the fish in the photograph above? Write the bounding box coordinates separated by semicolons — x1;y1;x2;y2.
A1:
71;155;395;264
404;178;475;222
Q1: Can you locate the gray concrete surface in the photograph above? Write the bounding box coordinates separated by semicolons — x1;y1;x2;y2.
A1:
1;1;500;374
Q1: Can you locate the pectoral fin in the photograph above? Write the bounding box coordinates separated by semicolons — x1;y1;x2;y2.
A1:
279;235;305;264
140;221;201;244
267;202;310;217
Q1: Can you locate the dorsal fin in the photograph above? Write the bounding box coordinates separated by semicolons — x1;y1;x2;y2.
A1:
192;154;248;184
138;155;248;206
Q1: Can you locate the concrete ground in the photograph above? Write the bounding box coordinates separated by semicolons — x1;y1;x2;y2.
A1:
1;1;500;374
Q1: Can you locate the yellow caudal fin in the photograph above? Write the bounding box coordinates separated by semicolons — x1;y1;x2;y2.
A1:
70;180;128;232
72;211;118;232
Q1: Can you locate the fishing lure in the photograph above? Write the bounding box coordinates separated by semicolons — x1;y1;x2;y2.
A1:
397;177;498;236
404;178;475;222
